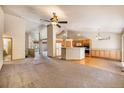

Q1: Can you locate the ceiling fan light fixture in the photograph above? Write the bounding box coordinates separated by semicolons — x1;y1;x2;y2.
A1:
51;21;57;25
40;12;67;28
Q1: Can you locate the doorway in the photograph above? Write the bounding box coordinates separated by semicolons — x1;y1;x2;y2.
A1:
3;37;12;61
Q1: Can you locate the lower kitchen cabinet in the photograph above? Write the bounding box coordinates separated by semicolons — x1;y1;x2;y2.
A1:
91;49;121;61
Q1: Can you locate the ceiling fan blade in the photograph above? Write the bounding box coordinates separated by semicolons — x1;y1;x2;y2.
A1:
40;19;50;22
58;21;68;24
56;24;61;28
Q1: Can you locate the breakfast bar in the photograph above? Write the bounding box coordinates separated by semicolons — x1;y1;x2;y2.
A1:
61;47;85;60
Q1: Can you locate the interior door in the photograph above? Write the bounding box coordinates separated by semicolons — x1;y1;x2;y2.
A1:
3;38;12;61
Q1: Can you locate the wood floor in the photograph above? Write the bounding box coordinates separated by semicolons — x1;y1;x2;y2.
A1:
0;54;124;88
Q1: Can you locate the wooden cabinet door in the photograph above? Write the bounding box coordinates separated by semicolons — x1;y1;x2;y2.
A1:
66;41;72;47
72;40;76;46
95;50;100;57
104;50;110;58
83;40;86;46
91;49;121;61
110;50;116;59
100;50;105;58
91;50;96;57
116;50;121;60
85;39;90;45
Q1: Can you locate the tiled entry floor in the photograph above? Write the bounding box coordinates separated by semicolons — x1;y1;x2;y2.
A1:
0;55;124;88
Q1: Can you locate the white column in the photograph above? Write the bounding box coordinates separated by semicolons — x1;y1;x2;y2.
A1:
39;31;42;54
121;35;124;67
39;27;44;55
25;32;29;56
0;6;4;70
122;35;124;71
47;24;57;57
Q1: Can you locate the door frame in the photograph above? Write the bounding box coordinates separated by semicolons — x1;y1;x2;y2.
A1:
2;37;13;61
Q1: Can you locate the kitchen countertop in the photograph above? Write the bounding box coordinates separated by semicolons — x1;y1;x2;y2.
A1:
61;47;85;60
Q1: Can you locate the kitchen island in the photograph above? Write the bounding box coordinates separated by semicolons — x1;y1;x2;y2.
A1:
61;47;85;60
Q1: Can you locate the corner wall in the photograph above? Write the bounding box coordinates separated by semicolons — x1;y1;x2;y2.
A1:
0;6;4;70
4;14;26;60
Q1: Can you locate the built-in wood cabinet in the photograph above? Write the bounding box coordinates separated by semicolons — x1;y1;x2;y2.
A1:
27;49;35;57
56;39;121;61
56;39;73;47
91;49;121;61
65;39;73;47
117;50;121;60
56;39;92;56
56;39;64;46
72;39;92;56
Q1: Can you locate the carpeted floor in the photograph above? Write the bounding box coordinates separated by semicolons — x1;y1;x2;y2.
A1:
0;55;124;88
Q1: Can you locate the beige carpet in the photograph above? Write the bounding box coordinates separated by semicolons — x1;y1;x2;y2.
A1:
0;56;124;88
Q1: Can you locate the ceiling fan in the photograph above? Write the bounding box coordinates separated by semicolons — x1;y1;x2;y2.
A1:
40;12;68;28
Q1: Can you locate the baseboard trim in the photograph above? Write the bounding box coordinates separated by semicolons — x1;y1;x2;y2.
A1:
12;58;25;61
92;56;121;62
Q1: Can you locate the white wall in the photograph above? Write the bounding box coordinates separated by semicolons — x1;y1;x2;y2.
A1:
40;27;47;39
4;14;26;60
0;6;4;70
39;27;47;53
68;31;121;49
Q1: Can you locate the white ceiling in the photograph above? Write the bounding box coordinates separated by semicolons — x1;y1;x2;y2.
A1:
2;5;124;33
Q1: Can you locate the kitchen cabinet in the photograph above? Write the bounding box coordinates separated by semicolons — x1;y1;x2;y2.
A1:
91;50;96;57
100;50;105;57
91;49;121;61
104;50;110;58
61;47;85;60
